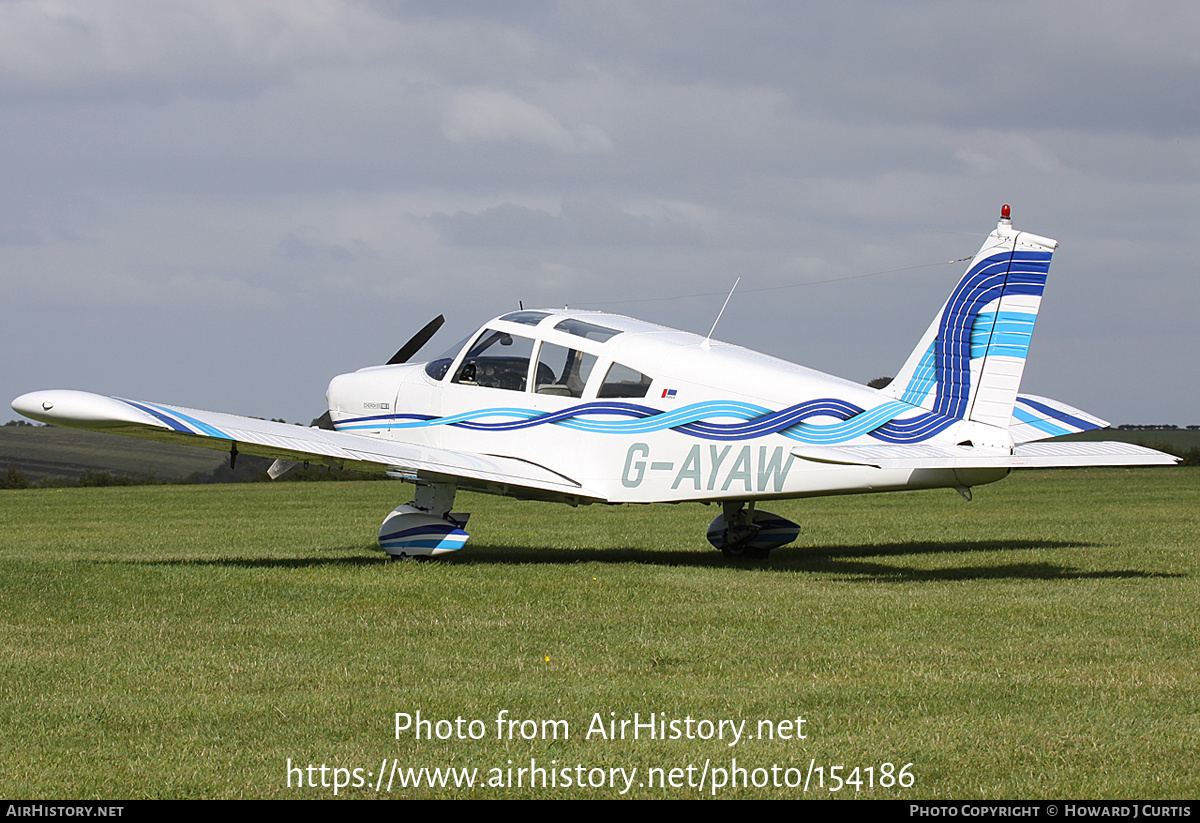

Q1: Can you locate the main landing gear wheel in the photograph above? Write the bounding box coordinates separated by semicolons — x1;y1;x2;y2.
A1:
706;501;801;560
723;539;772;561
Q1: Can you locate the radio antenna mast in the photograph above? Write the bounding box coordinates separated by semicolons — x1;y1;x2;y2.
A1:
702;277;740;349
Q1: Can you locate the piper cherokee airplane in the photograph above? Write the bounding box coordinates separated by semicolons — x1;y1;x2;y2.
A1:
12;206;1176;559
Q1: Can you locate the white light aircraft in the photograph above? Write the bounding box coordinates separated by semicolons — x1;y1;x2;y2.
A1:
12;207;1176;559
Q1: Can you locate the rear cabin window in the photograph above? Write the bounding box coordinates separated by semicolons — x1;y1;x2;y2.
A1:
597;362;653;398
534;343;598;398
452;329;535;392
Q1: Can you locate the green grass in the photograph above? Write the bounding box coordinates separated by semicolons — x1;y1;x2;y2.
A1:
1;469;1197;798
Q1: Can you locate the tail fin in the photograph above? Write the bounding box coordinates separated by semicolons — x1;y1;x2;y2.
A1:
884;205;1058;429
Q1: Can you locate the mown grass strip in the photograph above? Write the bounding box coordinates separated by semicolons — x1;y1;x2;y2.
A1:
1;469;1196;798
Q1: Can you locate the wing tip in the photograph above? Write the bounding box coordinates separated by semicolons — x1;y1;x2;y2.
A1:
11;390;163;430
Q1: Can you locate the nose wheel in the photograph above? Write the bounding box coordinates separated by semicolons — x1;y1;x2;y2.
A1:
718;501;769;559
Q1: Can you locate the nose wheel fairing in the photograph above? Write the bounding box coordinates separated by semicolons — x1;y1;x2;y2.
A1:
378;505;469;557
378;482;470;558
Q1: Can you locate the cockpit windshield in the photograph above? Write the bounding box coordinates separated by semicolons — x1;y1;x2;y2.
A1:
451;329;535;392
424;333;475;381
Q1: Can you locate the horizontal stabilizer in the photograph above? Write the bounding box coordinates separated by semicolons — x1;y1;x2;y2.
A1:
1009;394;1108;443
1011;441;1178;467
793;441;1177;470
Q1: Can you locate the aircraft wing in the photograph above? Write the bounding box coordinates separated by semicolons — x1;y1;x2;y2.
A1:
11;390;600;503
791;441;1178;470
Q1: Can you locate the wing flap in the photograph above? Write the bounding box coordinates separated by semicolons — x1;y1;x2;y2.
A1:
792;443;1013;469
792;441;1177;470
12;390;600;501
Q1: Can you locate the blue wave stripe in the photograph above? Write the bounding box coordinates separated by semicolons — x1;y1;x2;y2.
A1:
380;524;469;552
334;412;401;431
380;524;463;539
343;398;959;445
777;401;914;444
873;411;959;442
381;536;468;551
119;399;192;433
677;400;858;440
122;399;231;439
1015;396;1100;433
337;413;396;425
1012;407;1071;437
545;402;768;435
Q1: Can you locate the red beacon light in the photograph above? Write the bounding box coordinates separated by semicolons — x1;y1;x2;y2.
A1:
1001;204;1011;220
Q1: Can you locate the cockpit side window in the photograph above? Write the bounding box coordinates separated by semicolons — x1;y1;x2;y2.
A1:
597;362;653;398
452;329;535;392
534;342;597;398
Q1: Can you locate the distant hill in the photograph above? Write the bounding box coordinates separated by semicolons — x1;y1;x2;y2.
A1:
0;425;227;482
1048;428;1200;451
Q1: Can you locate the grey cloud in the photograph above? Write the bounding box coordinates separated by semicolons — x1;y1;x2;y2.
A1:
442;90;613;154
427;200;704;248
2;1;1195;425
279;227;380;262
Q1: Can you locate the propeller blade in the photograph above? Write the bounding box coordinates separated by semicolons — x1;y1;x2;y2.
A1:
267;459;297;480
387;314;445;365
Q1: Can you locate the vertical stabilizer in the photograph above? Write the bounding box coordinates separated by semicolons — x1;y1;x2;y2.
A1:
884;206;1058;429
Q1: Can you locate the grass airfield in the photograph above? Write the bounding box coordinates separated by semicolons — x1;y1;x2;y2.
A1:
1;468;1196;799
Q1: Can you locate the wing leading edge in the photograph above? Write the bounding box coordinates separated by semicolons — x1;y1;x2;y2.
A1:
11;390;599;503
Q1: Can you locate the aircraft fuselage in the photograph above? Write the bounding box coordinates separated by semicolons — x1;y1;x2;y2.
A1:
325;310;1008;505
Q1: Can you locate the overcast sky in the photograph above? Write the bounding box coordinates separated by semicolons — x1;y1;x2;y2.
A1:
3;1;1196;426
